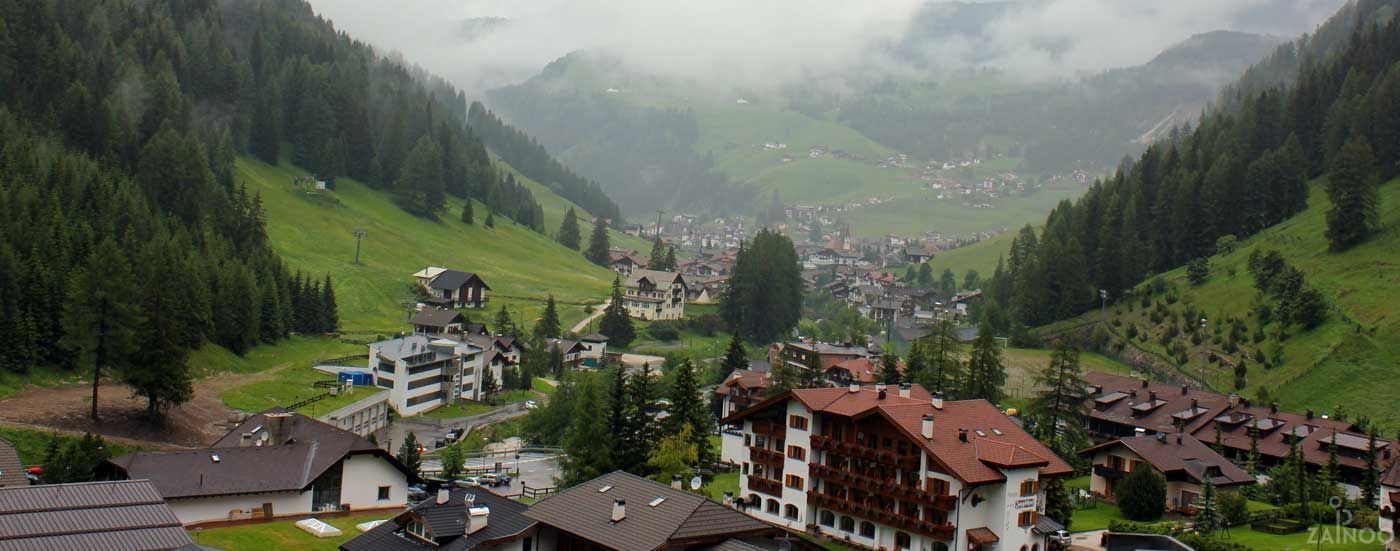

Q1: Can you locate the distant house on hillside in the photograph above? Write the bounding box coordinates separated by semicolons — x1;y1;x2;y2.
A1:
415;267;490;308
409;308;467;335
623;269;688;320
1080;434;1254;513
102;410;411;525
608;249;648;276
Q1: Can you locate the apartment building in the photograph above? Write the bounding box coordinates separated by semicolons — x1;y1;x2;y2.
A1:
622;269;688;320
368;335;492;416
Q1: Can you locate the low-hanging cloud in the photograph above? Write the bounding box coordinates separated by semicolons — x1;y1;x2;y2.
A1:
307;0;1345;96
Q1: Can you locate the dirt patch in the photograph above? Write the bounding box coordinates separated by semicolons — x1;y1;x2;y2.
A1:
0;362;305;449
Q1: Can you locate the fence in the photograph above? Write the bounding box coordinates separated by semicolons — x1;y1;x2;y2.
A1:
520;484;557;500
287;392;331;411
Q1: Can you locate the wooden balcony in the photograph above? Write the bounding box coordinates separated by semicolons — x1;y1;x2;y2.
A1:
749;445;784;464
752;422;784;437
809;491;955;540
810;434;920;470
808;463;955;511
1093;464;1130;479
748;477;782;496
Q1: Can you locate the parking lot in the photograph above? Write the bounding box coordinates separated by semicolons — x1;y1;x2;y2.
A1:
419;450;562;497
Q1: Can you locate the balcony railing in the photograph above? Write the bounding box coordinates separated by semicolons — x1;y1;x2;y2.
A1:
1093;464;1130;479
752;422;784;437
749;445;784;464
810;434;920;470
748;477;782;496
809;463;956;511
809;491;955;540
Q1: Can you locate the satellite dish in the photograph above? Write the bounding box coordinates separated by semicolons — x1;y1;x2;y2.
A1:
689;476;702;491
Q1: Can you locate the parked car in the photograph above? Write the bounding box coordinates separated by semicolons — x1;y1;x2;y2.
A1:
454;476;482;487
407;485;429;502
524;400;539;410
1047;529;1072;549
477;473;512;487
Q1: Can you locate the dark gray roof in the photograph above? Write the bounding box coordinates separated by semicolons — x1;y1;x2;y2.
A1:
107;410;409;499
0;479;192;551
411;308;466;328
579;333;609;343
430;270;489;291
341;489;535;551
524;471;775;551
0;438;24;488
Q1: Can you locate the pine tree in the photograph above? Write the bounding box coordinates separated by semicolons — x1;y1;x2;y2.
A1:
557;207;581;250
664;246;677;273
606;365;630;468
720;230;802;343
535;295;561;339
903;339;929;383
60;239;142;421
1043;477;1074;529
879;351;902;384
963;321;1006;403
562;375;614;485
918;263;934;287
720;333;748;373
599;276;635;347
585;217;611;266
667;358;714;463
485;211;495;228
1028;343;1090;452
1362;428;1380;509
481;365;500;398
395;136;446;218
1325;136;1379;251
1324;429;1341;495
321;274;337;332
461;197;474;224
1246;430;1261;474
917;319;962;395
1196;479;1223;535
495;306;514;337
547;343;565;378
440;444;465;480
650;239;668;270
621;362;658;473
397;432;422;479
939;268;957;296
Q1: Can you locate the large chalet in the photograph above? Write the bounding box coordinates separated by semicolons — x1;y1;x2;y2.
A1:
722;383;1072;551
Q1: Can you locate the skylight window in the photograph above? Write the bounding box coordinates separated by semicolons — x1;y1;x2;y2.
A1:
991;428;1004;435
649;497;666;507
599;484;613;493
975;430;987;437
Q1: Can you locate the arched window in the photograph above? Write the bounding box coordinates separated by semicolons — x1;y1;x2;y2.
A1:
839;516;855;532
931;543;950;551
895;532;912;549
1031;545;1040;551
1020;546;1029;551
859;521;876;538
747;493;760;507
819;510;836;527
765;499;779;514
784;504;800;520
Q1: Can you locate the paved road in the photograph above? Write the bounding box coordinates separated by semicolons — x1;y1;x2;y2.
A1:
421;451;562;495
1069;529;1107;551
570;301;608;334
378;403;528;453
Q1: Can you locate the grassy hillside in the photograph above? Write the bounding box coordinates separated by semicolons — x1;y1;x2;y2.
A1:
493;157;654;254
238;157;621;333
1045;178;1400;427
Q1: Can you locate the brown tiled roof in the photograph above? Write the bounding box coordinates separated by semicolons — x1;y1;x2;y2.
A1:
715;369;771;397
1082;372;1231;435
726;385;1073;485
626;269;687;289
0;480;191;551
1080;435;1254;487
1384;460;1400;488
1194;405;1389;473
0;438;24;488
523;471;775;551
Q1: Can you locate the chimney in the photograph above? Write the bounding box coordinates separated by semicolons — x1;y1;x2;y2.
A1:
437;488;451;505
1191;398;1199;409
1148;391;1157;402
848;382;860;393
722;491;734;507
1176;434;1183;445
239;432;253;447
958;428;968;443
1306;409;1314;420
1141;379;1149;388
1228;393;1240;408
671;475;683;490
1134;427;1147;437
466;504;490;535
875;382;886;393
1156;432;1166;443
611;499;626;522
264;412;293;445
1270;402;1279;414
921;414;935;440
1130;389;1137;398
1181;385;1189;395
932;392;944;410
878;388;887;400
898;382;911;399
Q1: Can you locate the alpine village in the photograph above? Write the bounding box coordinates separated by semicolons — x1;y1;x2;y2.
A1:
3;1;1400;551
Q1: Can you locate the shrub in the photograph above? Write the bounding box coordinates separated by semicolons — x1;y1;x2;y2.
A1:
1217;491;1249;527
646;322;681;341
1187;257;1211;285
1116;466;1167;521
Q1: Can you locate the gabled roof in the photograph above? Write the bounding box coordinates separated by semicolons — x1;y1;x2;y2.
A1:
715;369;771;396
107;409;410;500
0;438;24;488
413;267;447;280
0;479;192;551
523;471;775;551
430;270;490;291
725;385;1072;485
626;269;687;289
410;308;466;328
1079;435;1254;487
341;488;535;551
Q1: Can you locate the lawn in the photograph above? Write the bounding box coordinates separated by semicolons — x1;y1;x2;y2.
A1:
0;427;140;467
237;156;618;334
997;347;1135;401
704;471;739;501
190;336;361;377
1219;525;1380;551
532;378;558;396
1070;501;1125;532
0;364;82;401
191;512;395;551
417;400;497;420
217;346;370;416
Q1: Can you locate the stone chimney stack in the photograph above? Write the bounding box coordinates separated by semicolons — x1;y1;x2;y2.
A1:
932;392;944;410
671;475;682;490
1228;393;1240;408
611;499;626;522
848;382;860;393
466;502;490;535
899;382;911;399
921;414;935;440
264;412;293;445
958;428;968;443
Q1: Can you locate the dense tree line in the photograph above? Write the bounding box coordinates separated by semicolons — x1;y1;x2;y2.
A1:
980;11;1400;333
721;230;803;344
467;102;621;223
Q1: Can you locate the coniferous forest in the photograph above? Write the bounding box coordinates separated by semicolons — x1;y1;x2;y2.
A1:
0;0;576;416
981;1;1400;333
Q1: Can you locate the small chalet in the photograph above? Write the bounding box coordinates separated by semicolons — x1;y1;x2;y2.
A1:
410;308;468;336
341;488;537;551
416;267;491;308
608;249;648;276
1080;434;1254;513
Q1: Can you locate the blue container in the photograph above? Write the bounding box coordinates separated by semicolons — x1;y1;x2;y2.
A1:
339;372;372;386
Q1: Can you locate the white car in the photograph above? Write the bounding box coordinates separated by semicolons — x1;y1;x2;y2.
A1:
1047;530;1072;549
524;400;539;410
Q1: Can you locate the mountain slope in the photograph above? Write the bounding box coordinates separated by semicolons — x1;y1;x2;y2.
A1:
238;157;620;333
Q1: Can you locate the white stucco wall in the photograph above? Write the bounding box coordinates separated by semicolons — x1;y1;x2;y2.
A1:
169;491;312;525
721;430;745;465
340;453;408;510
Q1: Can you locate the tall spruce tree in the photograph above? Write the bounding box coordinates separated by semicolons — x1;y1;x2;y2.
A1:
60;239;142;421
1362;428;1380;508
535;295;561;339
621;362;658;473
461;197;474;224
963;321;1006;403
585;217;611;266
879;351;902;384
917;319;962;395
397;432;422;479
495;305;514;337
720;333;748;373
395;136;446;217
562;376;614;485
667;358;714;463
1325;136;1379;250
600;276;636;347
721;230;802;343
558;207;581;250
1029;343;1091;452
321;274;337;332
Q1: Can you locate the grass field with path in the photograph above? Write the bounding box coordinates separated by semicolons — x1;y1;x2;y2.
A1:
191;512;396;551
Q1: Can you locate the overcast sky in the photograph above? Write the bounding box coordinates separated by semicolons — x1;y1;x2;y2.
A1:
308;0;1346;97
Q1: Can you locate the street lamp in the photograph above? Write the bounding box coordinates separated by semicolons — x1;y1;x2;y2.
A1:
352;229;368;264
1200;317;1208;387
1099;289;1109;326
